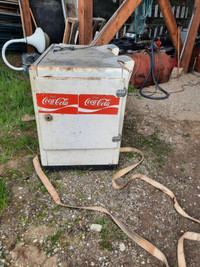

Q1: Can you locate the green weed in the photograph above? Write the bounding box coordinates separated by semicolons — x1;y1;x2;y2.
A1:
128;84;137;93
50;229;63;245
33;183;48;194
0;179;10;215
124;151;135;159
96;218;127;251
44;229;63;255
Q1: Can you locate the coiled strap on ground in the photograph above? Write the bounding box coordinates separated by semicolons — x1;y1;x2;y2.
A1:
33;147;200;267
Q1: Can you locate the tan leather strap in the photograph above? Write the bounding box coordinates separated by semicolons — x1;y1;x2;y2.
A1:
177;232;200;267
33;147;200;267
113;148;200;225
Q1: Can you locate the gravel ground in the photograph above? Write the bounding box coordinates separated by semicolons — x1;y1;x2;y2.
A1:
0;72;200;267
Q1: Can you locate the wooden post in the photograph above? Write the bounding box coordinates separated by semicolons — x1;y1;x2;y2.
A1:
92;0;142;46
78;0;93;45
118;0;124;38
180;0;200;73
158;0;182;53
19;0;34;53
177;27;180;78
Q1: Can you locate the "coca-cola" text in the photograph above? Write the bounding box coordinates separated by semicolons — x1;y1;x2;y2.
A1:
84;98;111;107
42;97;69;106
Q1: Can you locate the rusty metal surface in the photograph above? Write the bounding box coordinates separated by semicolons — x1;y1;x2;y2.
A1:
128;51;176;88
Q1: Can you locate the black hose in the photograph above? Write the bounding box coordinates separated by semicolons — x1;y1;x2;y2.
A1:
139;41;170;100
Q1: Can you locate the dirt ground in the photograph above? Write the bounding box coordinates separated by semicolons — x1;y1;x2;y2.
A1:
0;72;200;267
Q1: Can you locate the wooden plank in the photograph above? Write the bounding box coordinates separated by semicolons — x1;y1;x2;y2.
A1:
158;0;182;53
180;0;200;73
62;19;71;44
92;0;142;46
19;0;34;53
78;0;93;45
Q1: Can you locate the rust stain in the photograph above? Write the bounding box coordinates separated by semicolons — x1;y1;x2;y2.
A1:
118;60;129;72
44;114;53;122
37;66;108;72
40;76;103;81
29;65;37;71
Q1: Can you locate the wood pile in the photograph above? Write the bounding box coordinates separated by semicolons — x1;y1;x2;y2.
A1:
0;0;24;52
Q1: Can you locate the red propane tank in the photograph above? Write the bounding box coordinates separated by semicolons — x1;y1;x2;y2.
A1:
127;51;177;88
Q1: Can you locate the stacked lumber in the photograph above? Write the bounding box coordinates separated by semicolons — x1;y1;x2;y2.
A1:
0;0;24;52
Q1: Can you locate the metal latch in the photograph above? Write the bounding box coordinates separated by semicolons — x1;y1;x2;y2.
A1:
116;89;127;98
112;135;121;142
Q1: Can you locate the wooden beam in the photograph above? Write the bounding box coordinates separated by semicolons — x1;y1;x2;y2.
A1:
92;0;142;46
180;0;200;73
157;0;182;53
19;0;34;53
78;0;93;45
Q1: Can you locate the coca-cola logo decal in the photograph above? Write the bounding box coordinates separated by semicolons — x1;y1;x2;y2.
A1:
79;95;119;114
36;93;120;115
36;93;78;114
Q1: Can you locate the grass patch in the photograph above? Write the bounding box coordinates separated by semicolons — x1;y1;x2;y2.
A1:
128;84;137;93
33;182;48;194
50;229;63;245
0;179;10;215
0;55;38;163
123;114;171;167
44;229;63;254
96;218;127;251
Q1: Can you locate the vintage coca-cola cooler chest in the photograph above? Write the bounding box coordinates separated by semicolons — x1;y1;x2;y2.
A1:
29;44;134;166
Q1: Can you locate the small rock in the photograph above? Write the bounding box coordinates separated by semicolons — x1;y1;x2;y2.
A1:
119;243;126;252
91;262;95;266
90;224;102;233
141;261;145;264
33;239;37;243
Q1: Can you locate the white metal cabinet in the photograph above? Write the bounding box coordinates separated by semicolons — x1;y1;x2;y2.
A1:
29;44;134;166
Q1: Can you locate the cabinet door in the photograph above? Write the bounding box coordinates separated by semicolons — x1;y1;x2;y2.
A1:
32;76;126;150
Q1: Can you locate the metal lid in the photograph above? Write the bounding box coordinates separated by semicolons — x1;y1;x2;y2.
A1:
35;44;122;68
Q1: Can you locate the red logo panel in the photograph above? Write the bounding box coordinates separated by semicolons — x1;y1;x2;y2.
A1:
36;94;120;115
36;93;78;114
79;95;119;114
